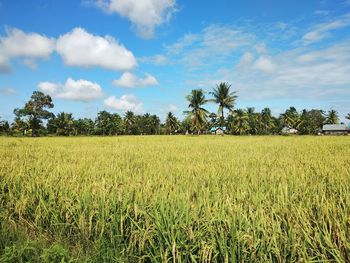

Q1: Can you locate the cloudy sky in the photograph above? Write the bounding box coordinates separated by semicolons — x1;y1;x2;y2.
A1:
1;0;350;121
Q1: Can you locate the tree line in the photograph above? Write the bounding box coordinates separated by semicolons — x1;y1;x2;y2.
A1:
0;83;349;137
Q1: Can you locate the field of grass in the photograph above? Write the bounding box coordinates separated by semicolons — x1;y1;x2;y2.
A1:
0;136;350;262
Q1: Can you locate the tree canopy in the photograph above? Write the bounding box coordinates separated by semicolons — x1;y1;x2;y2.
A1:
13;91;54;136
2;89;348;137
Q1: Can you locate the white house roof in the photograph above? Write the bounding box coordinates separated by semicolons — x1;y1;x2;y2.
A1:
210;126;227;132
322;124;347;131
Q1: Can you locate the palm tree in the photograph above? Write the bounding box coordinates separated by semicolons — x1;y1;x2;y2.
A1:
124;111;135;134
246;107;259;135
208;112;218;128
345;113;350;121
166;112;178;135
56;112;74;136
228;109;249;135
184;89;209;134
11;115;29;135
150;114;160;135
261;107;275;134
280;107;301;129
210;82;237;128
325;109;339;124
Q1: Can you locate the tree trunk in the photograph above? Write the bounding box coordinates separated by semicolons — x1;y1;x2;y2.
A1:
221;107;224;127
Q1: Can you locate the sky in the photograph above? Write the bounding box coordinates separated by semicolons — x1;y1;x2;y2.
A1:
0;0;350;122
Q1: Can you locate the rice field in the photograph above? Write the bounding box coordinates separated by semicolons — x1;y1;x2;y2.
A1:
0;136;350;262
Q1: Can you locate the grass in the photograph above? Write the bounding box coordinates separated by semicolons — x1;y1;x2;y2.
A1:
0;136;350;262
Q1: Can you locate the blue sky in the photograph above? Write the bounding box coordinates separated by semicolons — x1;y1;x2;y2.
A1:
1;0;350;122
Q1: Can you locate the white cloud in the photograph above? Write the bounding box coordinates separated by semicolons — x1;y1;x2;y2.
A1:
104;94;143;113
253;56;276;73
22;58;38;70
193;40;350;101
95;0;176;38
167;104;179;112
167;33;199;56
302;13;350;44
56;27;137;71
0;88;17;96
237;52;254;68
38;78;103;101
254;43;267;54
0;52;10;73
0;27;55;72
140;54;167;65
1;27;55;58
113;72;158;88
164;25;253;69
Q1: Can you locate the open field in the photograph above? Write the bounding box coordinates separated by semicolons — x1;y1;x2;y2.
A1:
0;136;350;262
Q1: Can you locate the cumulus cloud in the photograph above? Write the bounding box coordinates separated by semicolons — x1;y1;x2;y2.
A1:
95;0;176;38
1;27;55;58
302;13;350;44
104;94;143;113
113;72;158;88
56;27;137;71
38;78;103;101
0;27;55;72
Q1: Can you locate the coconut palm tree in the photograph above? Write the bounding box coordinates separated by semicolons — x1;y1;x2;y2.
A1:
325;109;339;124
346;113;350;121
246;107;260;135
165;112;178;134
280;107;301;129
56;112;74;136
124;111;135;134
228;109;249;135
210;82;237;127
184;89;209;134
208;112;218;128
261;107;275;134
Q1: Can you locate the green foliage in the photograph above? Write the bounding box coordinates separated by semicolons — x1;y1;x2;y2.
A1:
0;119;10;135
184;89;209;134
299;109;325;135
13;91;54;137
6;86;347;137
47;112;74;136
165;112;179;134
209;82;237;127
325;110;340;124
1;136;349;261
0;241;39;263
94;110;124;136
280;107;301;129
227;109;249;135
0;240;70;263
73;118;95;136
40;244;70;263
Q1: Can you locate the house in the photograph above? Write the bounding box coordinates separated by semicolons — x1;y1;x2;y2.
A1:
322;124;349;135
281;126;298;135
210;126;227;135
